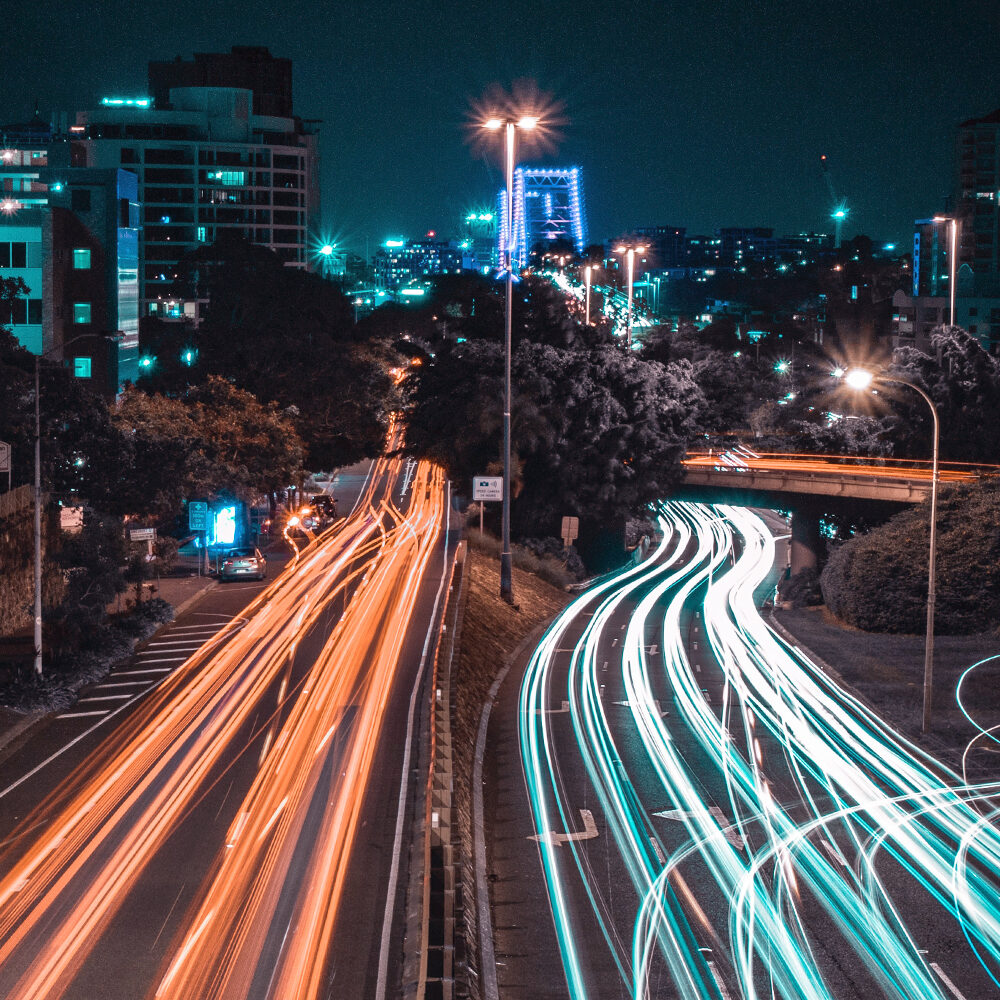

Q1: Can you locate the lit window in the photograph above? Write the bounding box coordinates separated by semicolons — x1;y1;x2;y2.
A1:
73;357;92;378
197;226;207;242
73;248;91;269
73;302;91;324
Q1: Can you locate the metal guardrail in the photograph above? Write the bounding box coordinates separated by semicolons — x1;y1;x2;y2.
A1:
417;540;468;1000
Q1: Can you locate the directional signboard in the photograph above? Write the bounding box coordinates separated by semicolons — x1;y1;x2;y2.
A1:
129;527;156;541
188;500;208;532
472;477;502;501
561;515;579;547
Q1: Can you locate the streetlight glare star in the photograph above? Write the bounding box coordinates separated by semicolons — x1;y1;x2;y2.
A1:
844;369;874;390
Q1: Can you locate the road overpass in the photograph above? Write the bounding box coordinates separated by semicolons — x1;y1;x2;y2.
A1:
676;451;998;572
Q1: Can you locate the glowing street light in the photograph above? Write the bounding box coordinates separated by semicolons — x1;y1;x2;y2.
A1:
931;215;959;328
614;243;647;349
842;367;940;733
584;264;594;326
481;109;541;603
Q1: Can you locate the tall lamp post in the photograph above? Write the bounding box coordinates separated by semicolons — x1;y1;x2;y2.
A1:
614;243;647;349
483;112;538;602
844;368;940;733
33;333;113;675
932;215;959;328
584;264;593;326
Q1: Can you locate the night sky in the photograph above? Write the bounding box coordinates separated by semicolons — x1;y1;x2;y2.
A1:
6;0;1000;253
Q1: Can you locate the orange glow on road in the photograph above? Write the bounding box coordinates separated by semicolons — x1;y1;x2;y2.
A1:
0;441;445;999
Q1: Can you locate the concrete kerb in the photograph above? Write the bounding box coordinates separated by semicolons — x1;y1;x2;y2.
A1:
472;621;551;1000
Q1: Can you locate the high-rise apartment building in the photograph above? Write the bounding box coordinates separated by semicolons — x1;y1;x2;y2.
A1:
148;46;293;118
373;238;465;289
498;166;588;271
69;81;318;321
0;142;140;391
956;107;1000;296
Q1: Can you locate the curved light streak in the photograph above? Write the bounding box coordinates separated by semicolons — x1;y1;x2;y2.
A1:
0;435;446;1000
520;499;1000;999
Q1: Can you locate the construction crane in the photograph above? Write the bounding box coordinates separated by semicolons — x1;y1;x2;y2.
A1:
820;154;849;248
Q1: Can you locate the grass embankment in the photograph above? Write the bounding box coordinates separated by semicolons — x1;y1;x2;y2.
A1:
775;604;1000;773
450;544;570;998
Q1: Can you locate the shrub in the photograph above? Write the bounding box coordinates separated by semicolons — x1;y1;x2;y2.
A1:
777;566;823;608
820;480;1000;634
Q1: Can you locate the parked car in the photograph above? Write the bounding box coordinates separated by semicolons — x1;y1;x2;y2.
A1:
219;546;267;581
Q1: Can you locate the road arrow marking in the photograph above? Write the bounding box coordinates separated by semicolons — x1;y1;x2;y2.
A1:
821;838;848;867
654;806;745;847
709;806;746;847
646;644;659;655
653;808;696;821
529;809;598;847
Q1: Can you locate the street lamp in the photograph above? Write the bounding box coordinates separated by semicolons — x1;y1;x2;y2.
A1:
843;367;940;733
584;264;593;326
33;332;116;675
483;112;538;603
932;215;959;328
614;243;647;349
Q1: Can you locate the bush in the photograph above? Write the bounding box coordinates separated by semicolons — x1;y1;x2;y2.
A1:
777;566;823;608
465;530;580;589
820;480;1000;634
0;599;174;712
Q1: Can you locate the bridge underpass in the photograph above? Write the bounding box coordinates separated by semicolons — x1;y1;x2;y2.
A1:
673;453;984;574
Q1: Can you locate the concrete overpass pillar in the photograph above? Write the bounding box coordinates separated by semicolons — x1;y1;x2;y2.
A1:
789;508;823;574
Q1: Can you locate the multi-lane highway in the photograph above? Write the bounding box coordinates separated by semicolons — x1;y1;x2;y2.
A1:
494;501;999;999
0;447;453;1000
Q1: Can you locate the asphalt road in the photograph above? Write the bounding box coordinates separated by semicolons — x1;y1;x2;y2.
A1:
0;455;457;1000
486;501;999;1000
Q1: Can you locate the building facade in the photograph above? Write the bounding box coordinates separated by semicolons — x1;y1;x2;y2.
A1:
0;143;139;391
69;83;318;321
373;238;465;289
498;166;587;271
956;107;1000;296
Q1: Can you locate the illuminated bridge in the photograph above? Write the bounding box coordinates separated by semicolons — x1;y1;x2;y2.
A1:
676;450;999;571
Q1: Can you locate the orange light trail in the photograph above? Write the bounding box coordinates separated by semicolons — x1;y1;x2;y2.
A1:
0;444;445;1000
683;450;999;483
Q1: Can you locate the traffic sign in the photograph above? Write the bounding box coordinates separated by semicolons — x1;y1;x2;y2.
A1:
0;441;9;473
130;527;156;541
473;477;502;501
561;516;579;546
188;500;208;531
60;506;84;533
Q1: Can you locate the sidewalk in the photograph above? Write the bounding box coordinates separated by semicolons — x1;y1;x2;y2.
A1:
773;604;1000;772
0;553;219;756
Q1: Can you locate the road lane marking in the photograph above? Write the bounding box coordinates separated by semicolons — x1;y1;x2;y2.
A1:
78;694;135;703
535;701;571;714
96;680;151;689
145;639;211;648
821;839;849;867
708;961;733;1000
529;808;598;847
649;837;666;865
58;710;109;719
931;963;969;1000
114;667;173;676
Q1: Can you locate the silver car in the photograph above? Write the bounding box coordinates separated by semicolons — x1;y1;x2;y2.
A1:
219;547;267;581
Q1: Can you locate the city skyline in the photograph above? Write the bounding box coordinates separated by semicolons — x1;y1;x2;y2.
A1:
4;0;1000;253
